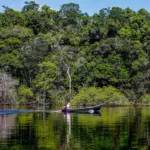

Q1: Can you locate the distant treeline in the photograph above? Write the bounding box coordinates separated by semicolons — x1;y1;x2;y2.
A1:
0;1;150;105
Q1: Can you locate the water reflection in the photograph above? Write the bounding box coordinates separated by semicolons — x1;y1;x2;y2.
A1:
64;113;71;148
1;106;150;149
0;114;16;139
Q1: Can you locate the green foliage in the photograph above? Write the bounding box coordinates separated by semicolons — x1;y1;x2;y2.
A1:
0;50;21;70
0;26;34;40
101;86;129;105
109;7;124;20
34;61;59;91
5;37;22;49
72;86;128;105
141;95;150;104
0;9;25;26
18;85;33;103
59;3;82;26
22;1;39;12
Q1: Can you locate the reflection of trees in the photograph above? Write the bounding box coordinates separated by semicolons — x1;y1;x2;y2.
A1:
0;114;16;138
0;112;69;150
2;107;150;150
3;113;38;150
70;107;150;150
35;113;68;150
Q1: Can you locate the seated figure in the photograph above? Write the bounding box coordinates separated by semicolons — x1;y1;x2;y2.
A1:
66;102;71;109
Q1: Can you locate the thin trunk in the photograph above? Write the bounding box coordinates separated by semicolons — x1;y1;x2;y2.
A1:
42;91;46;120
2;73;7;102
65;64;72;101
60;50;72;101
43;91;46;110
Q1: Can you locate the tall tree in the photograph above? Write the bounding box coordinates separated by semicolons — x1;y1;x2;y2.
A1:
22;1;39;12
59;3;82;26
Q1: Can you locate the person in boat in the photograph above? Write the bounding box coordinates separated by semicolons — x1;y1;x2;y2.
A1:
66;102;71;109
63;102;71;110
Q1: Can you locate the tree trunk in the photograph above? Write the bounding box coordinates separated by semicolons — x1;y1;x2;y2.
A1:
66;66;72;101
63;61;72;101
43;91;46;110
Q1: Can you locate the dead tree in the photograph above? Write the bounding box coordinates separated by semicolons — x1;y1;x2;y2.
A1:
0;71;18;104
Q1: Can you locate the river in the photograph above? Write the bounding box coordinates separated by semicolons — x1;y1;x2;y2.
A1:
0;106;150;150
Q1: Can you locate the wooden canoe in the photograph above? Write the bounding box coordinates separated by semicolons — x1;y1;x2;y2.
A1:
61;104;103;113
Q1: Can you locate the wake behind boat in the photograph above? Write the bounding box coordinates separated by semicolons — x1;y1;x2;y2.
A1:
61;104;103;114
0;110;33;115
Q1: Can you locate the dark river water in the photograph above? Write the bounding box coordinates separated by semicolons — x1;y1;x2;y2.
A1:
0;106;150;150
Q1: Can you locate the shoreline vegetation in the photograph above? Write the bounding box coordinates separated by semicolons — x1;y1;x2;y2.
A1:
1;103;150;108
0;1;150;106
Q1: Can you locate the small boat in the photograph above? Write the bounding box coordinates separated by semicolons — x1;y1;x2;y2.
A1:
61;104;103;114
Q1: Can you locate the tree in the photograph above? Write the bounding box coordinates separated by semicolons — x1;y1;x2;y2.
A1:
18;84;33;103
24;10;42;34
41;5;50;12
60;3;81;14
0;71;18;104
59;3;82;26
22;1;39;12
34;61;60;104
19;37;49;85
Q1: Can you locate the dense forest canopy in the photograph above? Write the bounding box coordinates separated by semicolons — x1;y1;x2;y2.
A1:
0;1;150;105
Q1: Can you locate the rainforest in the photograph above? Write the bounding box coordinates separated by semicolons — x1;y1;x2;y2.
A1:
0;1;150;105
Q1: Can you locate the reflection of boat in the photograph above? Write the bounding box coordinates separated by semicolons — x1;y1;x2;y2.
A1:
61;105;103;114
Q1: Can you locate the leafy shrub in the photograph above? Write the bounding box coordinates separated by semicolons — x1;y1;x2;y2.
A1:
71;86;129;105
18;85;33;103
141;95;150;104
